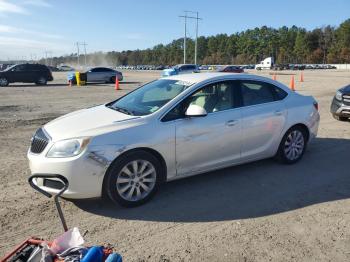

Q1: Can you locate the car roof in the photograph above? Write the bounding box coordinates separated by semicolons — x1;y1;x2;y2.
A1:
164;72;271;84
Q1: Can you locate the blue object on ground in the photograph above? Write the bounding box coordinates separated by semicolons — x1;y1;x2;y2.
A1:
67;72;76;81
105;252;123;262
80;246;103;262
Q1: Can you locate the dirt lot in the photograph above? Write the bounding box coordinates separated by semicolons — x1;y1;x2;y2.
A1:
0;69;350;261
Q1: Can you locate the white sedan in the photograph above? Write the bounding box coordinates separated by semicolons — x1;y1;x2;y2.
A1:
27;73;320;207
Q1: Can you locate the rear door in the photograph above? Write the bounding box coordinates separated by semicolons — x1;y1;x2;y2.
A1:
239;80;288;161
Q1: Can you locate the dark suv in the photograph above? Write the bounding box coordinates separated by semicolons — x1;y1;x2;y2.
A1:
330;84;350;121
0;63;53;87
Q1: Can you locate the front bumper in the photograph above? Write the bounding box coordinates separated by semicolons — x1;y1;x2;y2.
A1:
330;98;350;117
27;150;109;199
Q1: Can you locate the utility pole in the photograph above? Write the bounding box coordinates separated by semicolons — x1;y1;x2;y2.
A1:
81;41;87;68
76;42;88;68
179;11;202;65
76;42;80;68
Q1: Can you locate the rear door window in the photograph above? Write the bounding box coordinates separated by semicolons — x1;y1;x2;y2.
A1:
240;80;282;106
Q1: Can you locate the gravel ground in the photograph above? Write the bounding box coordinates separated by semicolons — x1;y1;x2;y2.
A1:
0;69;349;261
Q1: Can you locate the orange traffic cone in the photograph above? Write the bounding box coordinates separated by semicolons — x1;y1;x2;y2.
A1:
272;74;277;81
290;75;295;91
115;77;119;90
300;72;304;82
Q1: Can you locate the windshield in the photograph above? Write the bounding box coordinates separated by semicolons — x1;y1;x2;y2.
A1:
107;79;193;116
3;65;16;71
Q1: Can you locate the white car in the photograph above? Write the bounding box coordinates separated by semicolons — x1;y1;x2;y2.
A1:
28;73;320;207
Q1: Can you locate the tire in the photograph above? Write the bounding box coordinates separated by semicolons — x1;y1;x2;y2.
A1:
0;77;9;87
105;150;162;207
333;114;348;122
275;126;307;164
110;76;116;83
35;76;47;85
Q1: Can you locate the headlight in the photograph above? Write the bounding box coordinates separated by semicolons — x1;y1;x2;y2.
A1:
335;91;343;101
46;137;91;158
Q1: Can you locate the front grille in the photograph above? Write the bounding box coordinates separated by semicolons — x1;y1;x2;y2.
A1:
343;94;350;105
30;128;49;154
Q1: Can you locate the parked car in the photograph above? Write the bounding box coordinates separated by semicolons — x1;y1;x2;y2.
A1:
0;63;53;86
272;64;290;71
58;65;75;71
162;64;199;77
47;66;60;72
330;84;350;121
85;67;123;83
27;73;319;207
217;65;244;73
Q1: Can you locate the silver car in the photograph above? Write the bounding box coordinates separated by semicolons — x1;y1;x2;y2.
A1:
27;73;319;207
86;67;123;83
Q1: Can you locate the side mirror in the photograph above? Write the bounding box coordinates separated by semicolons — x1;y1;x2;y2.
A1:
185;104;207;117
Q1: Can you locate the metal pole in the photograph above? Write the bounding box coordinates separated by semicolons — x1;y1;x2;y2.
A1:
76;42;80;68
184;14;187;64
83;42;87;68
195;12;198;65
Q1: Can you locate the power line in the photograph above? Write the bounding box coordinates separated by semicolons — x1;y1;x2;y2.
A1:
179;11;202;65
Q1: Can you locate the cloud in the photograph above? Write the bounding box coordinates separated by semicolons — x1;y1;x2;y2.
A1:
0;36;70;59
0;0;28;14
23;0;52;8
0;24;62;39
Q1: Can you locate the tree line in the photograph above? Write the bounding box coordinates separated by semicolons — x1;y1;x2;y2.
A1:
43;18;350;67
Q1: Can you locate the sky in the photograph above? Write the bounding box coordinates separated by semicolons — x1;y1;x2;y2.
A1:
0;0;349;60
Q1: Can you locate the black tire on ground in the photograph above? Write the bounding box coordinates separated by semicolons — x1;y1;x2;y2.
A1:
0;77;9;87
109;76;116;83
35;76;47;85
333;114;349;122
105;150;162;207
275;126;307;164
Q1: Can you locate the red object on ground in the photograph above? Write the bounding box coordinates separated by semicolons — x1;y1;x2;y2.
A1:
290;75;295;91
115;77;119;90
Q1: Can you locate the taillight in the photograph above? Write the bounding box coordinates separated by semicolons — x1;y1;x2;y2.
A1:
313;102;319;111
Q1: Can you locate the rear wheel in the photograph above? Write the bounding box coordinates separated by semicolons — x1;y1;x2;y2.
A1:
0;77;9;87
105;150;162;207
35;76;47;85
110;76;116;83
276;126;307;164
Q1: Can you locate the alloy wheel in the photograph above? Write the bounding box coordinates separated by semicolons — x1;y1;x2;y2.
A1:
116;160;157;202
284;130;305;161
0;78;8;86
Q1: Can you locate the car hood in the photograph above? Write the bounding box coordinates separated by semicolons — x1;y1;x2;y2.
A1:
340;84;350;94
44;105;140;141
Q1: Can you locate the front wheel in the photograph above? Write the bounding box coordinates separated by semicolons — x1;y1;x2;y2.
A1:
105;151;162;207
0;77;9;87
275;126;307;164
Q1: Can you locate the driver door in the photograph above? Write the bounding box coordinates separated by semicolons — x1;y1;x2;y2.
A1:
170;81;242;176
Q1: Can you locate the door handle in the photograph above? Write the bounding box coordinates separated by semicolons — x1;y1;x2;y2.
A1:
226;120;237;126
274;110;283;116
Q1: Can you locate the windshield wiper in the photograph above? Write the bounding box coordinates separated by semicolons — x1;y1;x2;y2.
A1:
107;105;134;115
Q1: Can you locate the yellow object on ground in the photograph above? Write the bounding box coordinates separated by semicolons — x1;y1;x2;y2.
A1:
75;71;81;86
